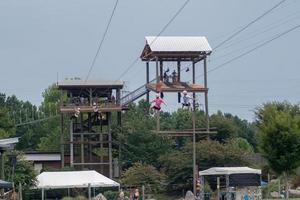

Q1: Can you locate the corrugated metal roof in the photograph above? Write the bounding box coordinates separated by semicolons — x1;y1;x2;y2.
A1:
145;36;212;52
0;137;18;149
58;80;124;87
23;153;61;161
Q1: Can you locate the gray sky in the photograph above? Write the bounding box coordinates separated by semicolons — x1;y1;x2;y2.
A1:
0;0;299;121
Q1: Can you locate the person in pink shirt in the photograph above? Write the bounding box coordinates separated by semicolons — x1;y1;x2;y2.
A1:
151;93;167;111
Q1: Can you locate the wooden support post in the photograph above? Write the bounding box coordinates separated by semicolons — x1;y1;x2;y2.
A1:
116;88;121;106
146;61;150;103
156;57;159;84
156;111;160;133
177;60;181;102
70;121;74;167
80;113;84;169
61;114;65;168
108;113;113;179
177;60;181;82
204;57;210;133
0;151;4;180
160;60;163;81
89;88;93;106
100;126;103;174
192;107;196;196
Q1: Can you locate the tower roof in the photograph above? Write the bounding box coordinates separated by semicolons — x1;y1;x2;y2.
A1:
141;36;212;62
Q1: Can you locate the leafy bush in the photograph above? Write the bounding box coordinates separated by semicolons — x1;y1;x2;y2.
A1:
103;190;118;200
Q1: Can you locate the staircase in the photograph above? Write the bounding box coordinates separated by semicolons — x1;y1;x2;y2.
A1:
120;79;156;106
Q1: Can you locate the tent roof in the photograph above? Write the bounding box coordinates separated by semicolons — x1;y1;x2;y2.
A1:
36;170;120;189
199;167;261;176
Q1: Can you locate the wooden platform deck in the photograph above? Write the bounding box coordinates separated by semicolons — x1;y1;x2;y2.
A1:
146;82;208;93
60;105;123;113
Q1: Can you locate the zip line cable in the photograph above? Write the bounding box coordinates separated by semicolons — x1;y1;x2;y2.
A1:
213;0;288;50
85;0;119;82
116;0;191;81
195;24;300;80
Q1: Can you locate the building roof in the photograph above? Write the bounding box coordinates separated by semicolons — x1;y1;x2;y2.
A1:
199;167;261;176
36;170;120;189
23;152;61;161
58;80;124;89
0;137;19;150
141;36;212;62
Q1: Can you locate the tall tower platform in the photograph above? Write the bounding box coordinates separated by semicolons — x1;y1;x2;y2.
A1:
58;80;123;178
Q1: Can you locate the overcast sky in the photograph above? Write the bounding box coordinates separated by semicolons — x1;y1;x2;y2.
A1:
0;0;299;121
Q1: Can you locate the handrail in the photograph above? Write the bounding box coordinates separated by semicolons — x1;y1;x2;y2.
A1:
120;78;156;106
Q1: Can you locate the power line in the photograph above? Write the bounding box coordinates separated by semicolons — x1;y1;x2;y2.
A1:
196;24;300;79
213;0;288;50
116;0;191;81
85;0;119;82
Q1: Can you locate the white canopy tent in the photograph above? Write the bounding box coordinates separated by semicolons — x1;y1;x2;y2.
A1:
36;170;120;200
199;167;262;200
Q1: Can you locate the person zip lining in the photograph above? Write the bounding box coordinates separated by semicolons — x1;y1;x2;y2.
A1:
182;90;192;109
150;93;167;111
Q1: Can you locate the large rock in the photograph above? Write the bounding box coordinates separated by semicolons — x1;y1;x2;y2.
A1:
185;191;195;200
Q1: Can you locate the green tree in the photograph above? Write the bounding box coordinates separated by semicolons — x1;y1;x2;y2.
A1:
121;162;167;193
159;139;250;192
0;107;15;138
5;152;37;190
256;101;300;200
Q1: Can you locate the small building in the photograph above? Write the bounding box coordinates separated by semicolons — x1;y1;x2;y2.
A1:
23;152;61;174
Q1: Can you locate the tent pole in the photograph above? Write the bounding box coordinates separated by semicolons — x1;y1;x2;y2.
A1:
41;189;44;200
88;183;91;200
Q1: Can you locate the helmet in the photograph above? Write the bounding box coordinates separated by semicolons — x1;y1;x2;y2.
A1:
183;90;187;95
156;93;160;97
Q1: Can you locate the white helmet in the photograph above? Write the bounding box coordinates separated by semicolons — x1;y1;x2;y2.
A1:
183;90;187;95
156;93;160;97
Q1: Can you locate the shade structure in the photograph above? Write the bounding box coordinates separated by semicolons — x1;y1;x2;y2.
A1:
199;167;262;187
36;170;120;189
199;167;261;176
0;180;12;188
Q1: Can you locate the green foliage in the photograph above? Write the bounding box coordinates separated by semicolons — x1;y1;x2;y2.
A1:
103;190;119;200
0;106;15;138
256;101;300;175
5;153;37;190
121;162;167;193
226;137;254;153
159;139;251;191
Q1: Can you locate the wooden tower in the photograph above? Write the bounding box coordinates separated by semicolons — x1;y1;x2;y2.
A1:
58;80;123;178
140;36;213;133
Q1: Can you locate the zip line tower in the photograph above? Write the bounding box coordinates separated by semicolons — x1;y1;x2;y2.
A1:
140;36;212;133
58;80;123;178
